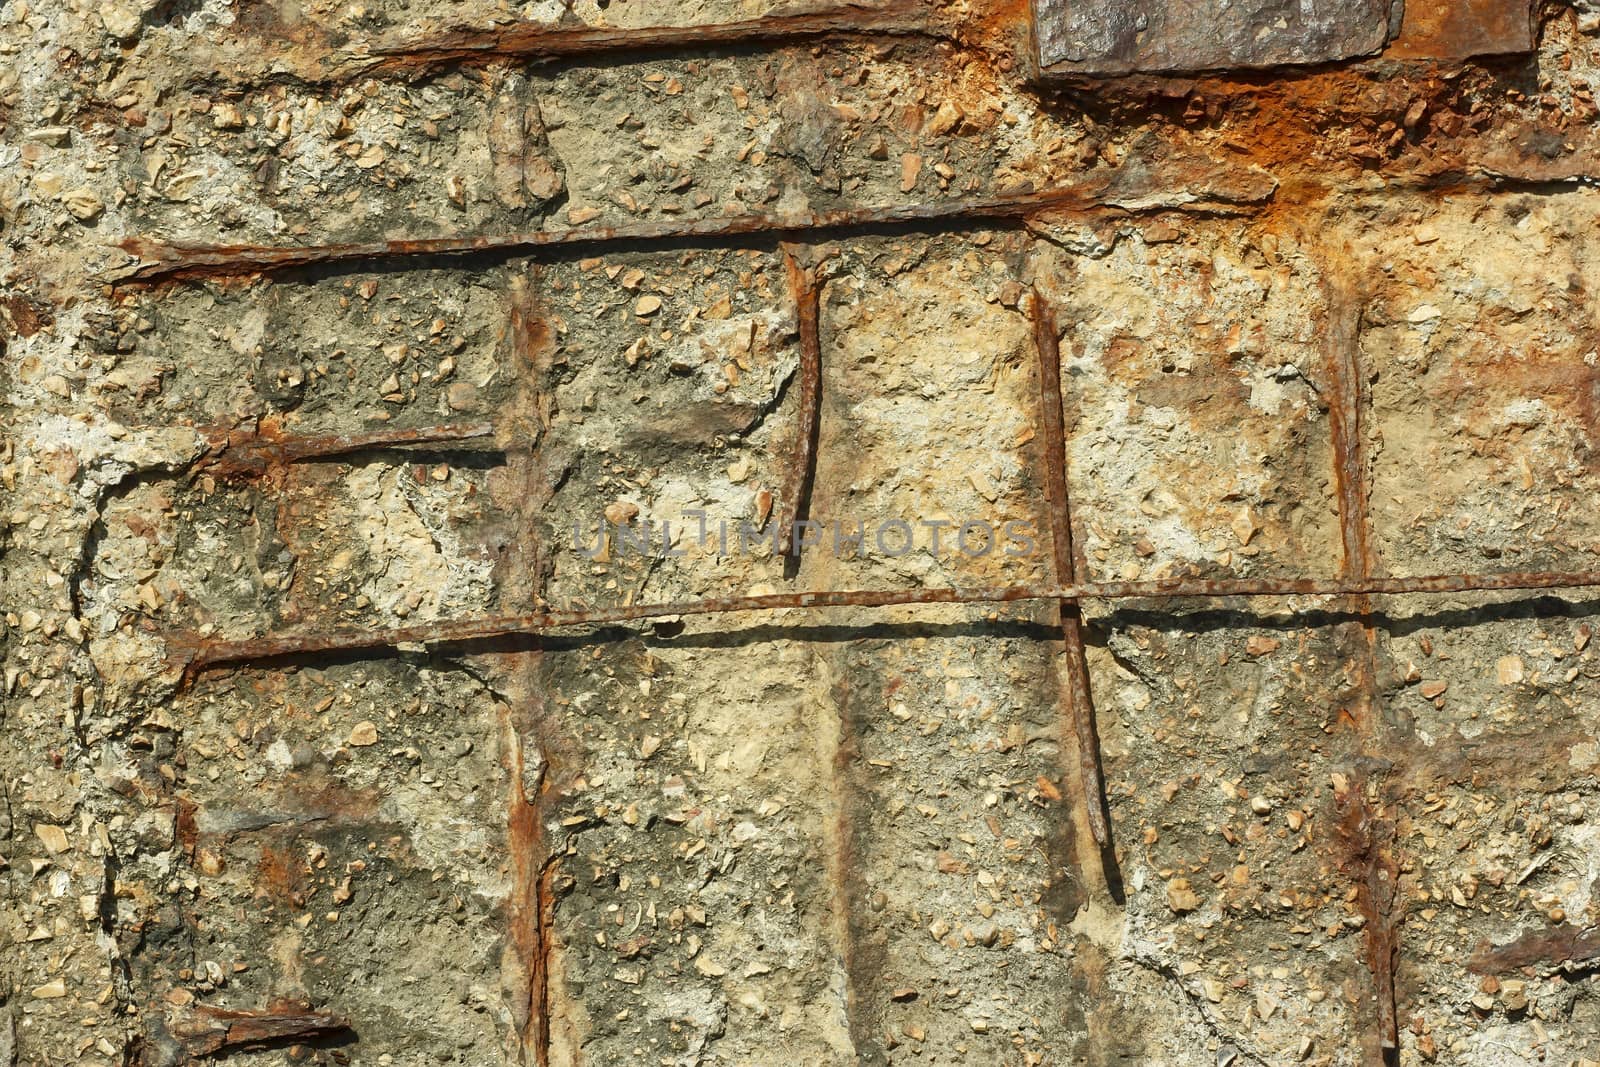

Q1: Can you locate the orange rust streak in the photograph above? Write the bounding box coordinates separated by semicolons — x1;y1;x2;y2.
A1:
1322;271;1383;728
1434;362;1600;455
497;272;559;1067
1323;269;1400;1061
1335;781;1401;1060
253;842;310;909
1323;275;1375;584
502;711;550;1067
1385;0;1537;60
1469;923;1600;975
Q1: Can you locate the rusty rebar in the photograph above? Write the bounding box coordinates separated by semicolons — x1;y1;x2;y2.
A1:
171;586;1059;674
1323;272;1400;1059
198;421;497;476
1325;277;1377;585
166;568;1600;678
499;272;557;1067
780;248;823;562
1335;780;1401;1062
167;1003;351;1056
358;0;931;79
1469;923;1600;975
1031;290;1110;848
115;179;1238;285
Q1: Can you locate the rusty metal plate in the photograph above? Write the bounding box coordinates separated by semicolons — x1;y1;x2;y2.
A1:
1386;0;1537;59
1032;0;1398;76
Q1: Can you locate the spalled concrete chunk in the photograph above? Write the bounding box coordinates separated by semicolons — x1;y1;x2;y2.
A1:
488;73;565;213
1033;0;1397;75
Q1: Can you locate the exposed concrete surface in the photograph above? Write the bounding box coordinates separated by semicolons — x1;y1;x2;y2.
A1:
5;1;1600;1065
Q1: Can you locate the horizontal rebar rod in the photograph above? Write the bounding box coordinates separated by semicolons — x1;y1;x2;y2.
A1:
115;181;1232;284
170;568;1600;675
359;0;931;78
198;421;498;475
115;173;1583;288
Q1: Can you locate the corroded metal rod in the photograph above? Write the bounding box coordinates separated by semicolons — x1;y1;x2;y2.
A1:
198;421;497;475
116;179;1231;284
780;249;823;560
1325;277;1377;584
1469;923;1600;975
1323;273;1400;1058
168;1003;351;1056
499;270;558;1067
168;568;1600;676
1335;781;1401;1060
360;0;931;78
1031;290;1110;848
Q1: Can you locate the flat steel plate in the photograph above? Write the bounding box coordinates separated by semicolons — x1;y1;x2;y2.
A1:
1387;0;1537;59
1033;0;1397;75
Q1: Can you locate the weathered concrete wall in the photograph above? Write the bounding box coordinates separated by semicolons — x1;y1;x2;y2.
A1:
6;1;1600;1065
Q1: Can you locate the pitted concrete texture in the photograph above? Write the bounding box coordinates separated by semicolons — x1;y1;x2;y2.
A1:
5;1;1600;1066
